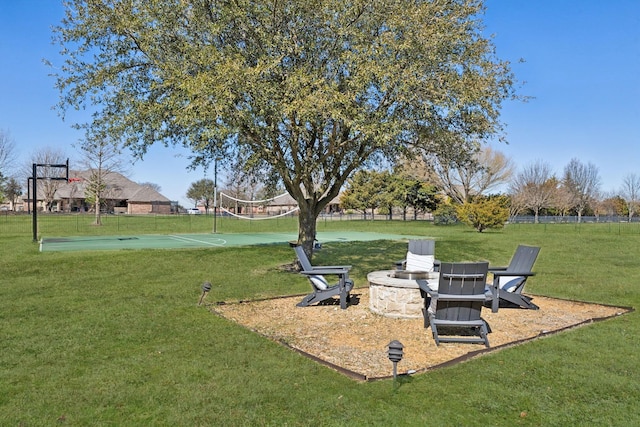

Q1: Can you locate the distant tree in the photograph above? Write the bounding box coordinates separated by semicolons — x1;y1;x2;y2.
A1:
4;177;22;210
52;0;519;258
509;160;556;223
186;179;215;212
473;147;515;195
620;173;640;221
394;177;439;220
596;194;626;218
433;204;459;225
377;173;398;220
425;146;514;204
552;180;574;217
137;182;162;193
340;170;390;220
456;196;509;232
0;129;17;177
24;147;68;212
562;158;601;222
394;155;440;186
77;137;127;225
0;172;6;204
390;161;440;220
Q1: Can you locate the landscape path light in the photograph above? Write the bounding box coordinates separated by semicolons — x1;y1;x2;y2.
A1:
199;281;212;306
387;340;404;380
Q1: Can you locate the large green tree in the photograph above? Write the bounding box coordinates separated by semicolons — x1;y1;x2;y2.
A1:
186;178;215;212
340;170;391;220
394;177;439;220
52;0;517;256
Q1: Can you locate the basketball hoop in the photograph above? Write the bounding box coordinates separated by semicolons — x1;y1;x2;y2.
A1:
31;159;69;242
68;177;82;183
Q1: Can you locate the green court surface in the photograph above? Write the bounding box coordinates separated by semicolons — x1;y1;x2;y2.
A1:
39;231;420;252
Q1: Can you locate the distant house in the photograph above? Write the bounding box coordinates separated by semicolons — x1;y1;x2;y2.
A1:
261;193;342;215
262;193;298;215
27;171;173;214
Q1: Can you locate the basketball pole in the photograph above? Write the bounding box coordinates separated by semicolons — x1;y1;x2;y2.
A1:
32;159;69;242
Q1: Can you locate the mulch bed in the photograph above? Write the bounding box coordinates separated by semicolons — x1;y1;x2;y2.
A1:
209;289;630;380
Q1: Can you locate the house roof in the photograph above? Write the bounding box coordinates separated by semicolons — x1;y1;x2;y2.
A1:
52;170;171;203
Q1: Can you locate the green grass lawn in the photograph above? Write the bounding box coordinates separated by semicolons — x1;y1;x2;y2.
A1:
1;216;639;425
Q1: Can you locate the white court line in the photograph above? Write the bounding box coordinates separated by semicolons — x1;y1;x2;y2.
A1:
168;235;227;247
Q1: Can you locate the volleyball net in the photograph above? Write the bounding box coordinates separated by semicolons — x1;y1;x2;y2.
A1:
219;192;299;220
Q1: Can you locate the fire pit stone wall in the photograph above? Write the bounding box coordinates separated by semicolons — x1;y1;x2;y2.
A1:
367;270;438;319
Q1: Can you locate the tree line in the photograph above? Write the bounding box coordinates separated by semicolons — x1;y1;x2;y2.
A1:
332;147;640;231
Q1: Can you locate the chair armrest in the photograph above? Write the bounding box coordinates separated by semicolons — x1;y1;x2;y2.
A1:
436;294;488;302
300;268;349;276
417;281;435;294
441;272;486;280
311;265;352;271
422;289;439;298
492;271;535;277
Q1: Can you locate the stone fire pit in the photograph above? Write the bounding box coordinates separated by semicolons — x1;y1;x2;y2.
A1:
367;270;439;319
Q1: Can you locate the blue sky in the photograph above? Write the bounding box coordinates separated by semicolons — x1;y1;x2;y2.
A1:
1;1;639;205
483;0;640;193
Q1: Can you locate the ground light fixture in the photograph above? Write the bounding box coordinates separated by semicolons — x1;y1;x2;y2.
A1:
387;340;404;379
199;282;212;306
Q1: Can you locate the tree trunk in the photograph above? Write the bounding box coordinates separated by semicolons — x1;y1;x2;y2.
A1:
94;197;102;226
297;204;318;261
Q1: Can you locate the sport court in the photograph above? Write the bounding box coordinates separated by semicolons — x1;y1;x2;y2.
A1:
40;231;421;252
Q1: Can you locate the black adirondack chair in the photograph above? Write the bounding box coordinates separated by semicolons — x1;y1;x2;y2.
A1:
395;239;440;272
419;262;491;347
293;246;353;309
488;245;540;313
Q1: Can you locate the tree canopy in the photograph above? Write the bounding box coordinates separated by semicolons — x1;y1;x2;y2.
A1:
53;0;518;254
186;178;215;211
563;158;601;222
340;170;391;219
425;145;514;204
77;138;126;224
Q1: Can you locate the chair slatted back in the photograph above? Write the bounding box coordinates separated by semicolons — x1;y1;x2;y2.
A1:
436;262;489;322
294;246;313;271
408;239;435;256
506;245;540;274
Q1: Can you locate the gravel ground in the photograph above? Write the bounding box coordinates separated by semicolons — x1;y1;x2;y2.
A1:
210;289;628;380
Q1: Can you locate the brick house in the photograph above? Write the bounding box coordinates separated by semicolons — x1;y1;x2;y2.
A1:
27;171;173;214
